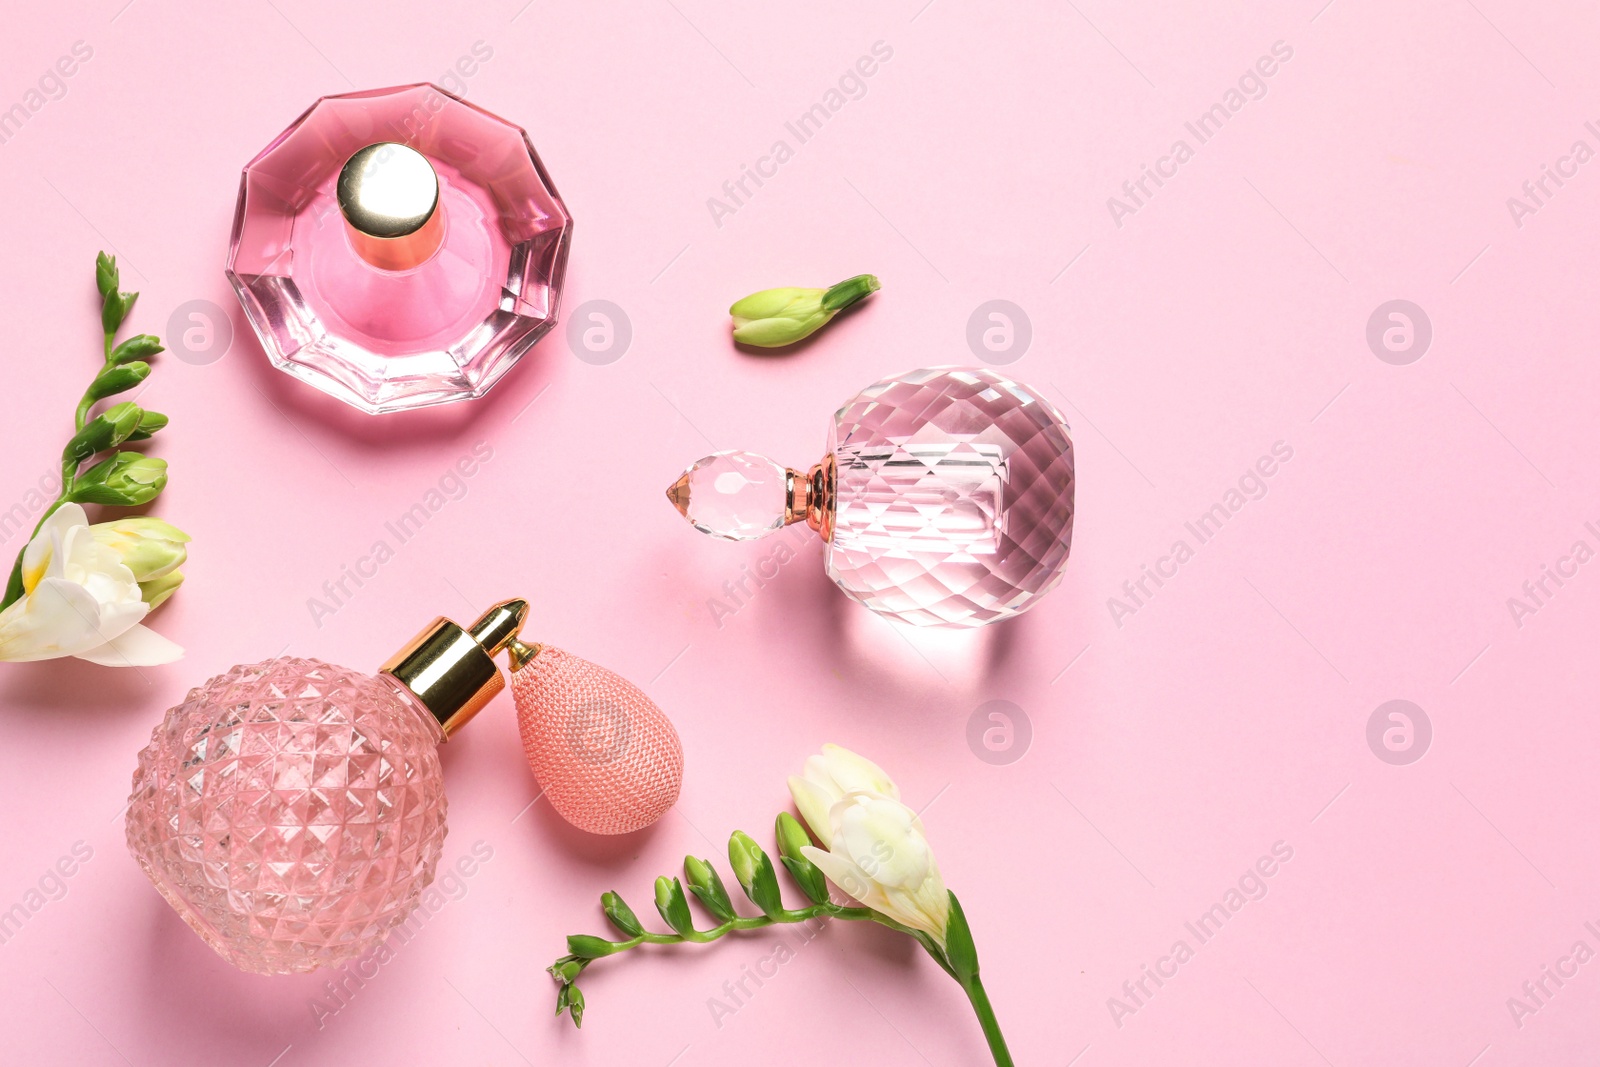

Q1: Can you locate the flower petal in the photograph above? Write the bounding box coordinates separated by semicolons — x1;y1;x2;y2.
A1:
787;775;838;848
877;879;950;941
75;622;183;666
0;576;114;661
801;846;887;913
819;743;900;800
20;503;88;594
836;795;931;889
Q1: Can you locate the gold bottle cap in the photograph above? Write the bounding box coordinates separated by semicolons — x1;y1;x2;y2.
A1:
381;598;530;738
337;142;445;271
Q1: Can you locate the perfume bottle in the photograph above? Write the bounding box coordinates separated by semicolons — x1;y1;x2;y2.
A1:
667;367;1075;627
125;600;682;975
226;83;572;414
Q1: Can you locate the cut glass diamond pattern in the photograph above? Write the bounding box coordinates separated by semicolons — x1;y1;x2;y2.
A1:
669;450;788;541
125;657;447;975
826;368;1075;627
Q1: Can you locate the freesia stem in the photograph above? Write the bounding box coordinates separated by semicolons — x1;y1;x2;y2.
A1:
960;973;1014;1067
820;273;881;313
560;900;1010;1061
1;325;117;608
580;903;879;957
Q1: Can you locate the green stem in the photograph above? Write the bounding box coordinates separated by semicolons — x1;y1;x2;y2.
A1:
961;972;1014;1067
76;331;117;431
582;903;877;958
820;273;881;313
0;328;116;610
562;898;1011;1063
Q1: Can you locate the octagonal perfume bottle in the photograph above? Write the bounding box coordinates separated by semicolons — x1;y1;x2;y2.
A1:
667;367;1075;627
226;83;572;414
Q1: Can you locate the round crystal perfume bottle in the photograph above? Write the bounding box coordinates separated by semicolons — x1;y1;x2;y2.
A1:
226;83;572;414
126;599;684;974
125;601;529;974
667;367;1076;627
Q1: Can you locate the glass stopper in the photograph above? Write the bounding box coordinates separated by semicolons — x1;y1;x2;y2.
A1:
666;450;790;541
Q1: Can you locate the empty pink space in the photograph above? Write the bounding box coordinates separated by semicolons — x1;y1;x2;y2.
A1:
0;1;1597;1065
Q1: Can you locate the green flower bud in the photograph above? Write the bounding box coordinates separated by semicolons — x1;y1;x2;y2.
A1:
775;812;830;905
728;830;761;889
126;410;169;442
729;274;880;348
684;856;736;921
95;252;119;299
63;401;142;463
110;334;164;365
70;454;168;506
547;955;584;984
138;569;184;610
774;811;813;861
567;983;586;1027
654;876;695;936
90;516;189;581
601;890;644;937
565;934;617;960
101;289;137;335
728;831;784;917
88;360;151;400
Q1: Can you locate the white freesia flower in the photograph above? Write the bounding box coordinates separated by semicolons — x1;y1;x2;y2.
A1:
787;743;901;849
0;504;183;666
790;744;950;945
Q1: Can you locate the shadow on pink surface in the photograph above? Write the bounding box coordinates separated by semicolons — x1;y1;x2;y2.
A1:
511;774;669;869
825;577;1025;691
0;655;169;716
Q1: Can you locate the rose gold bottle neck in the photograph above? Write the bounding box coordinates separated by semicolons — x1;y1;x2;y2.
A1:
784;455;836;541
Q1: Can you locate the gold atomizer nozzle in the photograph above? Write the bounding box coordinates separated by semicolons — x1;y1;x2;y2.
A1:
380;598;530;738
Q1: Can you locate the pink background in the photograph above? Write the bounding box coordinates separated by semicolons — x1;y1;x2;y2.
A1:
1;0;1598;1063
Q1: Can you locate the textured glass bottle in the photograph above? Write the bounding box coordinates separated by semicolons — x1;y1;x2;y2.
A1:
226;84;572;414
125;603;526;974
125;601;683;975
668;367;1076;627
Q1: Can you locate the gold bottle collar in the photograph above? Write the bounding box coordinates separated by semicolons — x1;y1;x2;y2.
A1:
337;142;445;271
380;598;533;739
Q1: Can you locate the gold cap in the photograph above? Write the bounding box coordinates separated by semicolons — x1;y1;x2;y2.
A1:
337;142;445;271
380;599;530;738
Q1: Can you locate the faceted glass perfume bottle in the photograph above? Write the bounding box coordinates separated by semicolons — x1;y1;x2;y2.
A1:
125;602;528;974
125;600;684;975
667;367;1075;627
226;84;572;414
